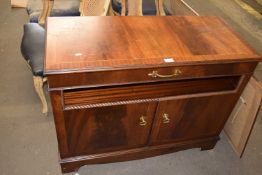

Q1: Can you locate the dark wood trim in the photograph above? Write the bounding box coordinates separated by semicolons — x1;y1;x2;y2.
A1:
44;60;261;75
50;91;70;157
60;136;219;173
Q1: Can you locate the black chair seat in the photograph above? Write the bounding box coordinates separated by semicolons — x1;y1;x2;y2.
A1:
21;23;45;76
112;0;157;15
112;0;122;14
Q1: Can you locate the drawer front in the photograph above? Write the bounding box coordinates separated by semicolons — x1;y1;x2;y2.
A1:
63;76;241;109
47;62;257;89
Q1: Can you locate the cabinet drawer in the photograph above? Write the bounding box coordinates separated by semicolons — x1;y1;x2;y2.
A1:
47;62;256;89
63;76;241;109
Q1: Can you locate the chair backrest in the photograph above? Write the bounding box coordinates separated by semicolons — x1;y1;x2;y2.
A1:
38;0;111;25
121;0;159;16
119;0;198;16
80;0;111;16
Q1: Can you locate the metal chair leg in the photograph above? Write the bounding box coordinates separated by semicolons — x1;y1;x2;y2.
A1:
33;76;48;114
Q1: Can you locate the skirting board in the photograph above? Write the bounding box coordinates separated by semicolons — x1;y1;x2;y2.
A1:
11;0;28;8
224;77;262;157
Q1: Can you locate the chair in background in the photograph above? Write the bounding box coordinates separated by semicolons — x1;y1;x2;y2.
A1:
112;0;159;16
112;0;199;16
79;0;111;16
21;0;53;114
27;0;80;23
21;0;111;114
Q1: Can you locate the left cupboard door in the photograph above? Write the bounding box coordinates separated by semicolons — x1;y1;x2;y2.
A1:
62;102;157;157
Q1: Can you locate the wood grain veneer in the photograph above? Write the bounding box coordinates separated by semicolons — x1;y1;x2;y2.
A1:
44;16;260;74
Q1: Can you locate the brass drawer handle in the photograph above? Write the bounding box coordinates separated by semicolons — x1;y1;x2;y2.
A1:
139;116;147;126
148;69;182;78
163;113;170;124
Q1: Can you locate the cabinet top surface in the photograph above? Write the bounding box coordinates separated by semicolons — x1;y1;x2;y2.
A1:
44;16;260;74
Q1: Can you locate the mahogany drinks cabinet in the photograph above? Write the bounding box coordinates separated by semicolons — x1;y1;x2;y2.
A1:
44;16;261;173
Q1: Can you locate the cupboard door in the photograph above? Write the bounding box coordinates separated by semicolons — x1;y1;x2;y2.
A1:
63;102;157;157
150;94;237;145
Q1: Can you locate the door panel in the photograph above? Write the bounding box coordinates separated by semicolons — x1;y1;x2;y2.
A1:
150;94;237;145
63;102;157;156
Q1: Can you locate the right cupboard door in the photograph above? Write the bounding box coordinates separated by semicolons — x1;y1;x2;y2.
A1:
150;93;238;145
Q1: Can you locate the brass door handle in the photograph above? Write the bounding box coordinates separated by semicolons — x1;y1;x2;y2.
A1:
148;69;182;78
139;116;147;126
163;113;170;124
